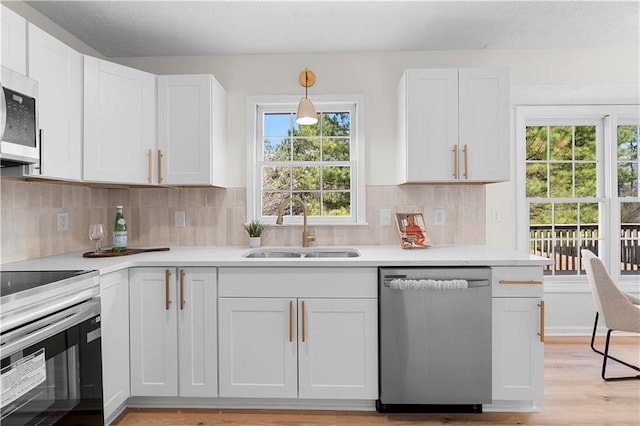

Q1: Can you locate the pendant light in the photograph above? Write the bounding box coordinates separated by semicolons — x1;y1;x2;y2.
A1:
296;68;318;125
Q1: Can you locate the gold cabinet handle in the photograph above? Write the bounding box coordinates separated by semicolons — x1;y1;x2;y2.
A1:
158;149;163;184
538;300;545;343
452;145;458;179
463;144;469;179
288;300;293;342
301;301;306;343
179;269;185;310
147;149;152;184
499;280;543;285
165;269;172;310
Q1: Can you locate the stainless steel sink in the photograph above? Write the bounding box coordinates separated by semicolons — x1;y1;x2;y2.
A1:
243;247;360;258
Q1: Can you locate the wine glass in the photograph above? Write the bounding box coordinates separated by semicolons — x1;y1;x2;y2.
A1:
89;224;105;253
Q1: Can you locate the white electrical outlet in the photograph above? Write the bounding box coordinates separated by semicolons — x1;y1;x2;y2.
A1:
380;209;392;226
433;208;446;226
175;210;186;227
57;212;69;232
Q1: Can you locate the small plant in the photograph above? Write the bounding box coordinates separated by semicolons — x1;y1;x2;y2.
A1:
244;220;266;237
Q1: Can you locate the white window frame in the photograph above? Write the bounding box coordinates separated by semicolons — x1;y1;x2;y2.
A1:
516;105;640;289
246;94;366;225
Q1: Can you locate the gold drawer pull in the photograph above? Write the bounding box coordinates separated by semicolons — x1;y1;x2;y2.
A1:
288;300;293;342
538;300;545;343
301;301;306;343
452;145;459;179
463;144;469;179
147;149;152;184
499;280;543;285
165;269;172;310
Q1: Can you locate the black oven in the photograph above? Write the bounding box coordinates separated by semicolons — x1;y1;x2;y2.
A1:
1;270;103;425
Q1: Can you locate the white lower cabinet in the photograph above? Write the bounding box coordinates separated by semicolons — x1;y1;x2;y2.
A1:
218;267;378;400
491;267;544;402
129;267;217;397
100;270;130;421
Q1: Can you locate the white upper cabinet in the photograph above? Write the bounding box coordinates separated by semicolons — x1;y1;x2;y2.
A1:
1;5;27;74
397;68;509;183
157;74;227;186
27;24;83;180
83;56;156;184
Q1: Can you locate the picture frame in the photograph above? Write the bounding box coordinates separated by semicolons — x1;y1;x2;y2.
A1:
395;212;430;249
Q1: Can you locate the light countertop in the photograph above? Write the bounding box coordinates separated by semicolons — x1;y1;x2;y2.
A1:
2;245;552;275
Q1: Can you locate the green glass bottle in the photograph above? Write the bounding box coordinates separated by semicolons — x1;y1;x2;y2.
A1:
112;206;127;252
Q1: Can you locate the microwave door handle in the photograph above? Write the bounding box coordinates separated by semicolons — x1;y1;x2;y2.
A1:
36;129;43;173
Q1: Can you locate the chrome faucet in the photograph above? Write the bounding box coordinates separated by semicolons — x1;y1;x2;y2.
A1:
275;196;316;247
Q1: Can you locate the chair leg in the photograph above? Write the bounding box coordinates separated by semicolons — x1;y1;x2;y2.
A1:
590;313;640;381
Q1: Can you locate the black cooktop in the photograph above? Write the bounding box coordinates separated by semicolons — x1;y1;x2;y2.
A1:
0;270;90;297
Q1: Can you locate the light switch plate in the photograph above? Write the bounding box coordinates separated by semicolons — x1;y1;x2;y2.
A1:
380;209;392;226
433;208;446;226
57;212;69;232
175;210;186;227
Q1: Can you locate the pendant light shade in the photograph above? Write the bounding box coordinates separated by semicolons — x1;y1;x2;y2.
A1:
296;97;317;125
296;68;318;125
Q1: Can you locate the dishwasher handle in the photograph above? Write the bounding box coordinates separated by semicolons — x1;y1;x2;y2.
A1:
382;277;490;288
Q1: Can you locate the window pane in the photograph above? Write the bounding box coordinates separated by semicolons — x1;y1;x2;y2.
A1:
323;138;350;161
322;113;350;136
620;202;639;275
575;163;597;197
292;166;320;190
526;126;548;161
263;138;290;161
529;202;553;273
549;163;573;197
550;126;573;161
299;192;320;216
617;125;638;161
554;203;579;275
323;166;350;190
264;113;292;136
526;163;547;197
262;192;288;216
574;126;596;161
580;203;600;267
293;138;320;161
323;192;351;216
618;163;638;197
262;166;290;190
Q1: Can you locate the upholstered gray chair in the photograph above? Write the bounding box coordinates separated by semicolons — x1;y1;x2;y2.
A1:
581;249;640;381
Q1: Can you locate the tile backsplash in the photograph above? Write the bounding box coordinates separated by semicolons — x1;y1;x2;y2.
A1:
0;178;485;263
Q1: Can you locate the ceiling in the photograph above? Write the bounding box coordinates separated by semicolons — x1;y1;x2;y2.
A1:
21;0;640;57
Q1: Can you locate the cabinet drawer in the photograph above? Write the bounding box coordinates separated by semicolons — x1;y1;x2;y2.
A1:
218;267;377;298
492;267;544;298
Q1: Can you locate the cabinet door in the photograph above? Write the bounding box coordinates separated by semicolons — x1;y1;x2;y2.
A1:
129;268;178;396
83;56;156;184
177;268;217;397
28;24;82;180
298;298;378;399
1;5;26;74
399;68;458;183
157;75;227;186
100;270;130;421
492;297;544;401
218;298;297;398
458;68;509;182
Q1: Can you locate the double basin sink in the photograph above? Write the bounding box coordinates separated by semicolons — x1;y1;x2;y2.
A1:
243;247;360;259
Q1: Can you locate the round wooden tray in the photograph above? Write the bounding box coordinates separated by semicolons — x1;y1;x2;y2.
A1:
82;247;170;258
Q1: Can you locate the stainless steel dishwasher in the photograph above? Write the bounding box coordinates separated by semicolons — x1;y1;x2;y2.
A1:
377;267;492;413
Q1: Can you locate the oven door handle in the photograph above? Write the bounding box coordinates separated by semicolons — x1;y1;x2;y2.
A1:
0;299;100;357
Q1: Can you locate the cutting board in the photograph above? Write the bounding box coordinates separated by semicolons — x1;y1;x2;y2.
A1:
82;247;170;258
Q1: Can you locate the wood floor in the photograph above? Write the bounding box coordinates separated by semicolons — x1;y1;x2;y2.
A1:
112;337;640;425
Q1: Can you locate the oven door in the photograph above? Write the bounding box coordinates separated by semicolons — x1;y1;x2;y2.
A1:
1;299;103;426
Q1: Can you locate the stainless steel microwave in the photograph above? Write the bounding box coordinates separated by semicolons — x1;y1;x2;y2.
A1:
0;66;39;167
